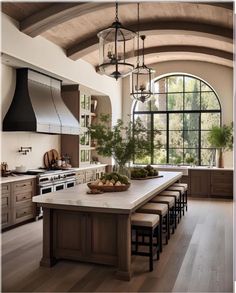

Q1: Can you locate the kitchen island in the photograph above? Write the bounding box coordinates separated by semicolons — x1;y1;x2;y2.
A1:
33;171;182;280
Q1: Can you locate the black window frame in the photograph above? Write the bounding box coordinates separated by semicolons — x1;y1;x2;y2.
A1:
132;74;222;166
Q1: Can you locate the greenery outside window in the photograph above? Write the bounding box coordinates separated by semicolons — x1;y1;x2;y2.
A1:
133;74;221;166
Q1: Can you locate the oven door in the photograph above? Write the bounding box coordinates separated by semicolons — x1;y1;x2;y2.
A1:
65;179;76;189
39;184;54;195
53;182;66;192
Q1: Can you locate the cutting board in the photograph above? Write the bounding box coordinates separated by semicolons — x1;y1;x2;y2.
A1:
43;149;59;169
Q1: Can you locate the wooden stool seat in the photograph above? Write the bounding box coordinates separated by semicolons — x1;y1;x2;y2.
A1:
172;183;188;191
159;190;180;199
131;212;160;228
152;196;175;208
138;202;168;216
167;185;185;195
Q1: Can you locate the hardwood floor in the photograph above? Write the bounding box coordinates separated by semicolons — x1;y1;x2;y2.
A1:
2;198;233;292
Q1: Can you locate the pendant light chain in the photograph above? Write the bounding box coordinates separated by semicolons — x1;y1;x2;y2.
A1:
115;2;119;22
141;35;145;66
137;3;140;66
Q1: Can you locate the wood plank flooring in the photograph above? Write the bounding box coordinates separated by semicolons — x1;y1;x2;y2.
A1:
2;198;233;292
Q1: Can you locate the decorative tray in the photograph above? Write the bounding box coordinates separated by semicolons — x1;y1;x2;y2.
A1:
131;175;163;180
87;182;131;192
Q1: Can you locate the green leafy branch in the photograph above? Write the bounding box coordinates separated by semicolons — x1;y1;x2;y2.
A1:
89;114;162;166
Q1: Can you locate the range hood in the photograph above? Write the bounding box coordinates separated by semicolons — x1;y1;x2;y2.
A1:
3;68;81;135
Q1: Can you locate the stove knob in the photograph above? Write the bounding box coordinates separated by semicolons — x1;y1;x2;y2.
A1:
50;177;54;181
58;175;61;179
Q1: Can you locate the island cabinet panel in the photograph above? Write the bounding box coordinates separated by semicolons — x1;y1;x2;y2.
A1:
190;170;211;197
88;213;118;265
210;170;233;198
53;210;118;265
53;211;85;259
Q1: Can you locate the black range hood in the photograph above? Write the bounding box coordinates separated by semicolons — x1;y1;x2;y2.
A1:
3;68;81;135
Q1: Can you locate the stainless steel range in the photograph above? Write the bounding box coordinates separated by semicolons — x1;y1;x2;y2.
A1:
37;169;76;194
36;169;76;219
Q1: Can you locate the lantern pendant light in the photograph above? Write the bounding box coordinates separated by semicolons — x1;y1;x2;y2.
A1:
131;4;155;102
97;2;136;80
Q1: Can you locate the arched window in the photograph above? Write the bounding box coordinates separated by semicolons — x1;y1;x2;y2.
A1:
133;74;221;166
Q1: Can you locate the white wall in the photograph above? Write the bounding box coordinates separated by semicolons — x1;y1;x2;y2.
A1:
1;13;122;170
122;60;233;167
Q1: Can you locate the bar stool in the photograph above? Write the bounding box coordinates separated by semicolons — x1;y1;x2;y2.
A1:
166;185;185;216
150;195;176;234
137;202;169;252
159;190;182;223
131;213;160;271
172;183;188;212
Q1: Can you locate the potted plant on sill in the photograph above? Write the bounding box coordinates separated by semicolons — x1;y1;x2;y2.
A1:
89;114;161;177
207;123;233;168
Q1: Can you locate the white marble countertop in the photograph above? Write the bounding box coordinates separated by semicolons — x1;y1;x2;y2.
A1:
72;164;107;171
33;171;182;214
0;175;36;184
139;165;233;176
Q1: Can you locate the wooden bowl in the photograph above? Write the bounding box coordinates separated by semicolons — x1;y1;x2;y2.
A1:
87;182;131;192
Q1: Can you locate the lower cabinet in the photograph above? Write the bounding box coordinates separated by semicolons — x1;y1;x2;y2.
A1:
1;178;36;230
188;169;233;198
190;170;210;197
54;210;117;265
76;165;107;184
210;170;233;198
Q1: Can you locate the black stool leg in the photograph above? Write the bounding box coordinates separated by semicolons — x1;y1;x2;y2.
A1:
149;229;153;271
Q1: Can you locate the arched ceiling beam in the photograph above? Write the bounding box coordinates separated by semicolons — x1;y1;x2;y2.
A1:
134;45;233;61
67;21;233;60
20;2;233;37
95;45;233;72
20;2;120;37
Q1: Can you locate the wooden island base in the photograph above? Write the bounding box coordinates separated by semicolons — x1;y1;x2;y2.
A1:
40;208;132;280
33;171;182;281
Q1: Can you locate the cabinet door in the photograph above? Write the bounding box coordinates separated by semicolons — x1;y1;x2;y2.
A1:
1;183;12;228
190;170;210;197
210;170;233;198
53;210;86;259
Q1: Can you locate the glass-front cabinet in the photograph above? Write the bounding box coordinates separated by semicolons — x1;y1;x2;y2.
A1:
61;85;97;167
79;94;92;166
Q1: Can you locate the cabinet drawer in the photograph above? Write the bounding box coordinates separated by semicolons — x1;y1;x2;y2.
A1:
14;205;34;223
211;171;233;184
1;194;10;209
15;191;33;204
211;184;233;197
2;210;11;228
13;179;34;193
1;183;11;195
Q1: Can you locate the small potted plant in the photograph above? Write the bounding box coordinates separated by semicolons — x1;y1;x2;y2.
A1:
207;123;233;168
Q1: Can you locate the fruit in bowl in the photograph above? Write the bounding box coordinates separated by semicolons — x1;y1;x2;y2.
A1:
88;172;131;192
131;165;159;179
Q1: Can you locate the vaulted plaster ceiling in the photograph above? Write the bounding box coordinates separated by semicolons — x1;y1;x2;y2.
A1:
1;1;233;70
